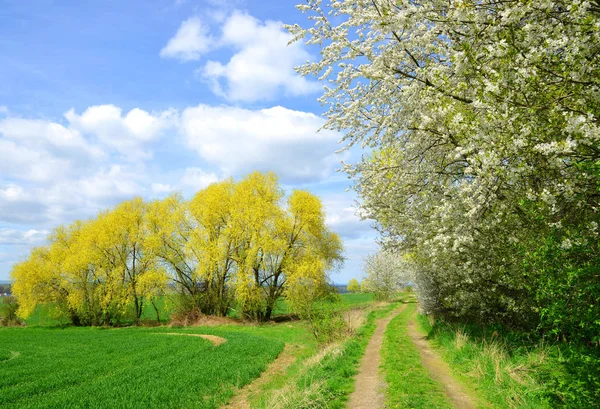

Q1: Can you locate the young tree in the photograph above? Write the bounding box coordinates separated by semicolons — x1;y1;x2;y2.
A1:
347;278;359;293
363;250;411;300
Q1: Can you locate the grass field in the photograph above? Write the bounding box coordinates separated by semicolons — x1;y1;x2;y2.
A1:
417;314;600;409
272;292;375;316
1;292;381;408
0;326;284;409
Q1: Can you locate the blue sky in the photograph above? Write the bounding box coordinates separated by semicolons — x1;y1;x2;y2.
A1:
0;0;378;283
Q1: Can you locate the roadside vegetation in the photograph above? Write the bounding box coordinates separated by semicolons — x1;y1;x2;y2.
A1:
254;299;401;409
418;315;600;409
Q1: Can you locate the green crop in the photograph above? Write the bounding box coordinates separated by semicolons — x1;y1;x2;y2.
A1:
0;326;283;408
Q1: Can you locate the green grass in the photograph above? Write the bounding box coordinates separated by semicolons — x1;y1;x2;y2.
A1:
417;315;600;409
0;326;283;408
382;302;453;409
6;292;381;408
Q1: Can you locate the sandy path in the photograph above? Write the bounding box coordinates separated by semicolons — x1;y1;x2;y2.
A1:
155;332;227;346
346;304;406;409
407;313;477;409
224;344;296;409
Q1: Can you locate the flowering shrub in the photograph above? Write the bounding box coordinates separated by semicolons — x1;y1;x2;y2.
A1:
292;0;600;342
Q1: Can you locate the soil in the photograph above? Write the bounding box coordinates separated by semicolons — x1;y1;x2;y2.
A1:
157;332;227;346
223;344;297;409
407;313;477;409
346;304;406;409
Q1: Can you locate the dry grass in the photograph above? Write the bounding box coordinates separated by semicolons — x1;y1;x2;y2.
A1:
454;328;469;350
262;343;343;409
482;339;508;384
169;308;241;327
264;380;333;409
342;309;366;334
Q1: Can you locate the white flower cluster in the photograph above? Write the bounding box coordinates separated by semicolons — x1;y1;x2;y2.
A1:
291;0;600;324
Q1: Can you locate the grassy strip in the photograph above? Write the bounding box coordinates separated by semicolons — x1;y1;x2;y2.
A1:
254;300;399;409
382;302;453;409
417;314;600;409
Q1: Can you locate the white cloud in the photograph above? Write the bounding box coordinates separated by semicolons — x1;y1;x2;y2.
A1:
179;167;220;191
0;164;145;225
161;11;318;101
152;183;174;194
322;194;373;239
200;12;319;101
65;105;177;159
160;17;213;61
180;105;342;182
0;102;347;226
0;228;49;245
0;117;104;182
0;106;8;115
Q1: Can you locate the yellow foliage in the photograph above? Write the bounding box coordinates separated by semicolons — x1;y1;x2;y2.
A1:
11;172;344;324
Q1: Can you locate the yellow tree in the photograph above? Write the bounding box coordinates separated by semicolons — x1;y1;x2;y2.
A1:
347;278;359;293
283;190;344;319
186;180;237;316
12;199;168;326
229;171;284;319
89;198;167;323
229;174;344;321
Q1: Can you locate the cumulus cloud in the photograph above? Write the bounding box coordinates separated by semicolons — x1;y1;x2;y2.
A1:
0;117;104;182
180;105;341;182
200;12;319;101
65;105;177;159
0;103;346;226
322;194;373;239
179;167;220;191
151;183;174;194
160;17;213;61
0;165;145;225
0;228;49;245
161;11;318;101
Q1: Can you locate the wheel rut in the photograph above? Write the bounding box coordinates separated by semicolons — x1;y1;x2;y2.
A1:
346;304;406;409
407;312;477;409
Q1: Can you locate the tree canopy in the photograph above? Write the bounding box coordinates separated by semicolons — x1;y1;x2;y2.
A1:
292;0;600;341
11;172;343;324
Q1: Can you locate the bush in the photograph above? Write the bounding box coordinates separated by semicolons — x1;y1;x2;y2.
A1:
301;299;351;344
0;296;22;326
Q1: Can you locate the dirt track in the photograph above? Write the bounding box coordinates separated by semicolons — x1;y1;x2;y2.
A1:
407;313;477;409
346;304;406;409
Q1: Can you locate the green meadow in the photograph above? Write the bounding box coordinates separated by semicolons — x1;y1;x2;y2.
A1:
0;326;284;409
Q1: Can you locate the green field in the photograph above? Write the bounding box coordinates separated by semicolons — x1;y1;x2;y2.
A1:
0;326;284;409
272;292;375;316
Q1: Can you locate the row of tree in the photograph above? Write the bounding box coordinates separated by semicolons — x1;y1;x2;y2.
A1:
294;1;600;342
12;172;344;325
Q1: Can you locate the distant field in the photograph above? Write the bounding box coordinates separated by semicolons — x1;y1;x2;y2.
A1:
272;292;375;316
0;326;284;409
